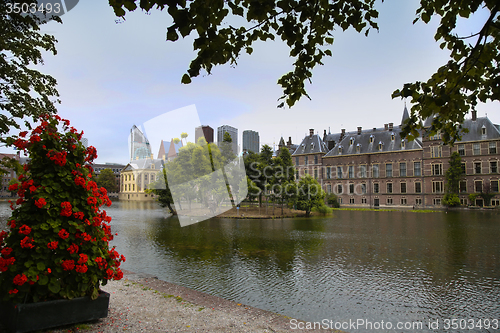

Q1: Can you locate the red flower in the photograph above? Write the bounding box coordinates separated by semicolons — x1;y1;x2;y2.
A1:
95;257;107;269
13;274;28;286
19;131;28;138
35;198;47;208
8;289;18;294
58;229;69;240
47;268;51;274
61;260;75;271
0;257;16;273
0;230;8;242
73;212;84;220
8;183;18;191
74;176;85;187
20;236;35;249
67;243;79;254
75;264;88;273
16;198;24;205
18;224;32;235
78;253;88;264
47;241;58;250
60;201;72;217
1;247;13;257
86;197;97;206
106;268;114;279
29;185;37;193
114;269;124;280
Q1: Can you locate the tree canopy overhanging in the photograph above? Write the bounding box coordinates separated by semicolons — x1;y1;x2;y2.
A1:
109;0;499;143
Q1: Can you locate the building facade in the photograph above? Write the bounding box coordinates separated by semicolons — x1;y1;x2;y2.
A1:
92;163;126;196
0;153;20;197
292;108;500;208
242;130;260;153
195;125;214;144
217;125;238;156
119;159;164;201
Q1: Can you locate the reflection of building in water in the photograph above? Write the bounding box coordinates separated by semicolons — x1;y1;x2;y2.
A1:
119;158;164;201
130;125;153;161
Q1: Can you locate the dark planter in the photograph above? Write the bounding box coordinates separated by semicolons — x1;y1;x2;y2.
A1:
0;291;109;333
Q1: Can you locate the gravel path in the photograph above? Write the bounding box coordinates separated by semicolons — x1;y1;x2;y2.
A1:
0;270;344;333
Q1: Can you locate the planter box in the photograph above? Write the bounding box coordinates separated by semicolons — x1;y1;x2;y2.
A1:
0;291;109;333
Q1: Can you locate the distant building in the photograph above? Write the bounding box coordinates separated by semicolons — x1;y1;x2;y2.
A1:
278;136;298;155
92;163;126;196
0;152;20;197
119;159;164;201
243;130;260;153
157;140;183;161
130;125;153;161
217;125;238;155
195;125;214;144
81;138;89;148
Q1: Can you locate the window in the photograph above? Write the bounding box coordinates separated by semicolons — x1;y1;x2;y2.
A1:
415;198;422;205
378;143;383;151
305;156;308;165
348;166;354;178
314;155;318;164
304;169;309;175
475;162;481;174
431;146;442;158
296;157;299;165
432;181;444;193
369;135;374;144
459;181;467;193
489;142;497;154
401;182;407;194
491;180;499;192
458;144;465;156
391;133;395;141
356;144;361;154
400;163;407;177
491;161;498;174
337;184;343;194
460;198;468;206
475;180;482;193
374;183;379;194
338;146;343;154
482;126;487;135
461;162;466;175
386;163;393;177
349;197;355;204
373;164;379;178
350;138;355;145
415;182;422;193
414;162;421;177
401;140;406;149
296;170;299;179
326;167;331;179
361;197;367;204
432;164;443;176
433;198;442;206
337;166;343;179
401;198;407;205
360;165;367;178
327;184;332;193
492;199;500;206
387;183;393;194
473;143;480;155
349;183;354;194
387;198;393;205
314;169;318;179
361;183;367;194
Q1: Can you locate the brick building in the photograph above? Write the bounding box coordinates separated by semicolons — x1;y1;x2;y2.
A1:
293;108;500;208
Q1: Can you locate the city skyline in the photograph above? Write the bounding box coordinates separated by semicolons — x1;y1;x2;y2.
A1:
1;1;498;164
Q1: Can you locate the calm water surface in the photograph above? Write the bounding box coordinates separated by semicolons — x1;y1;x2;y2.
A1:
1;200;499;332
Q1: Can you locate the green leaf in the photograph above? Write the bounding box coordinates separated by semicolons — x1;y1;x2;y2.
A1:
181;74;192;84
166;27;179;42
25;260;34;268
37;262;46;271
38;275;49;286
48;279;61;294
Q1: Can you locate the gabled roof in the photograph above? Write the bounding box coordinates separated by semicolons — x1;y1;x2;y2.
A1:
401;105;409;125
324;127;422;157
458;117;500;142
292;134;328;155
122;159;164;172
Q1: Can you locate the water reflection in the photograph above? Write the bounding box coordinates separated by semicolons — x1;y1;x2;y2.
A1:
1;201;499;332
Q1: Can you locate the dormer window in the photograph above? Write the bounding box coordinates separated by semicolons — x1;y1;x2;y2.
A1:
401;140;406;149
151;164;155;169
378;142;383;151
482;125;487;136
391;133;395;141
369;135;374;144
349;137;355;145
338;146;343;154
311;142;315;150
356;144;361;154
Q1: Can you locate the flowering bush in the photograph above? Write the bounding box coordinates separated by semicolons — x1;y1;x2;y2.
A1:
0;114;125;303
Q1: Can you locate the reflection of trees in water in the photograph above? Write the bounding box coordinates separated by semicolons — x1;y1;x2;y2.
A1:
146;217;326;274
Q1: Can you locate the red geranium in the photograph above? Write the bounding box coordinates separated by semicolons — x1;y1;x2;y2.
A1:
47;241;58;250
20;237;34;249
35;198;47;208
61;260;75;271
58;229;69;240
13;274;27;286
75;264;88;274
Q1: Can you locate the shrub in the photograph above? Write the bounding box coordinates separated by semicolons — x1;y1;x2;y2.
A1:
312;204;333;215
443;193;460;207
0;114;125;303
325;193;340;208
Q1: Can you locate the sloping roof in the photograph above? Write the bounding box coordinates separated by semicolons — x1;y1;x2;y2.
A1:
458;117;500;142
122;159;164;172
401;105;409;125
324;127;422;157
291;134;328;155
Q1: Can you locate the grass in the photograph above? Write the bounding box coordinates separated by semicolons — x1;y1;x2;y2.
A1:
332;207;440;213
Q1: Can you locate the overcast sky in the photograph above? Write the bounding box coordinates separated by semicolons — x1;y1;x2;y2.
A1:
5;0;499;164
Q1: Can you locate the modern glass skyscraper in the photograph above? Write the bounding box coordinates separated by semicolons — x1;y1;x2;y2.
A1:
217;125;238;155
130;125;152;161
242;130;260;153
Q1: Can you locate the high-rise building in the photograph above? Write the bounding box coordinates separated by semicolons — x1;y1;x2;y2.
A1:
81;138;89;148
130;125;153;161
195;125;214;144
242;130;260;153
217;125;238;155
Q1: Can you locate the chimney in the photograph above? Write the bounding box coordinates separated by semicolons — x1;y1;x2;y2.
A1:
373;128;376;132
472;110;477;121
309;129;314;137
384;124;388;131
288;137;292;147
357;127;362;135
389;123;393;131
340;129;346;140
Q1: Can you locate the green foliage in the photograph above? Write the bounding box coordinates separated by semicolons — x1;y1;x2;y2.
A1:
96;169;118;193
312;205;332;215
325;193;340;208
109;0;500;143
0;1;60;148
443;193;460;207
468;193;479;205
0;115;125;303
147;168;176;215
220;132;235;163
295;175;325;217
